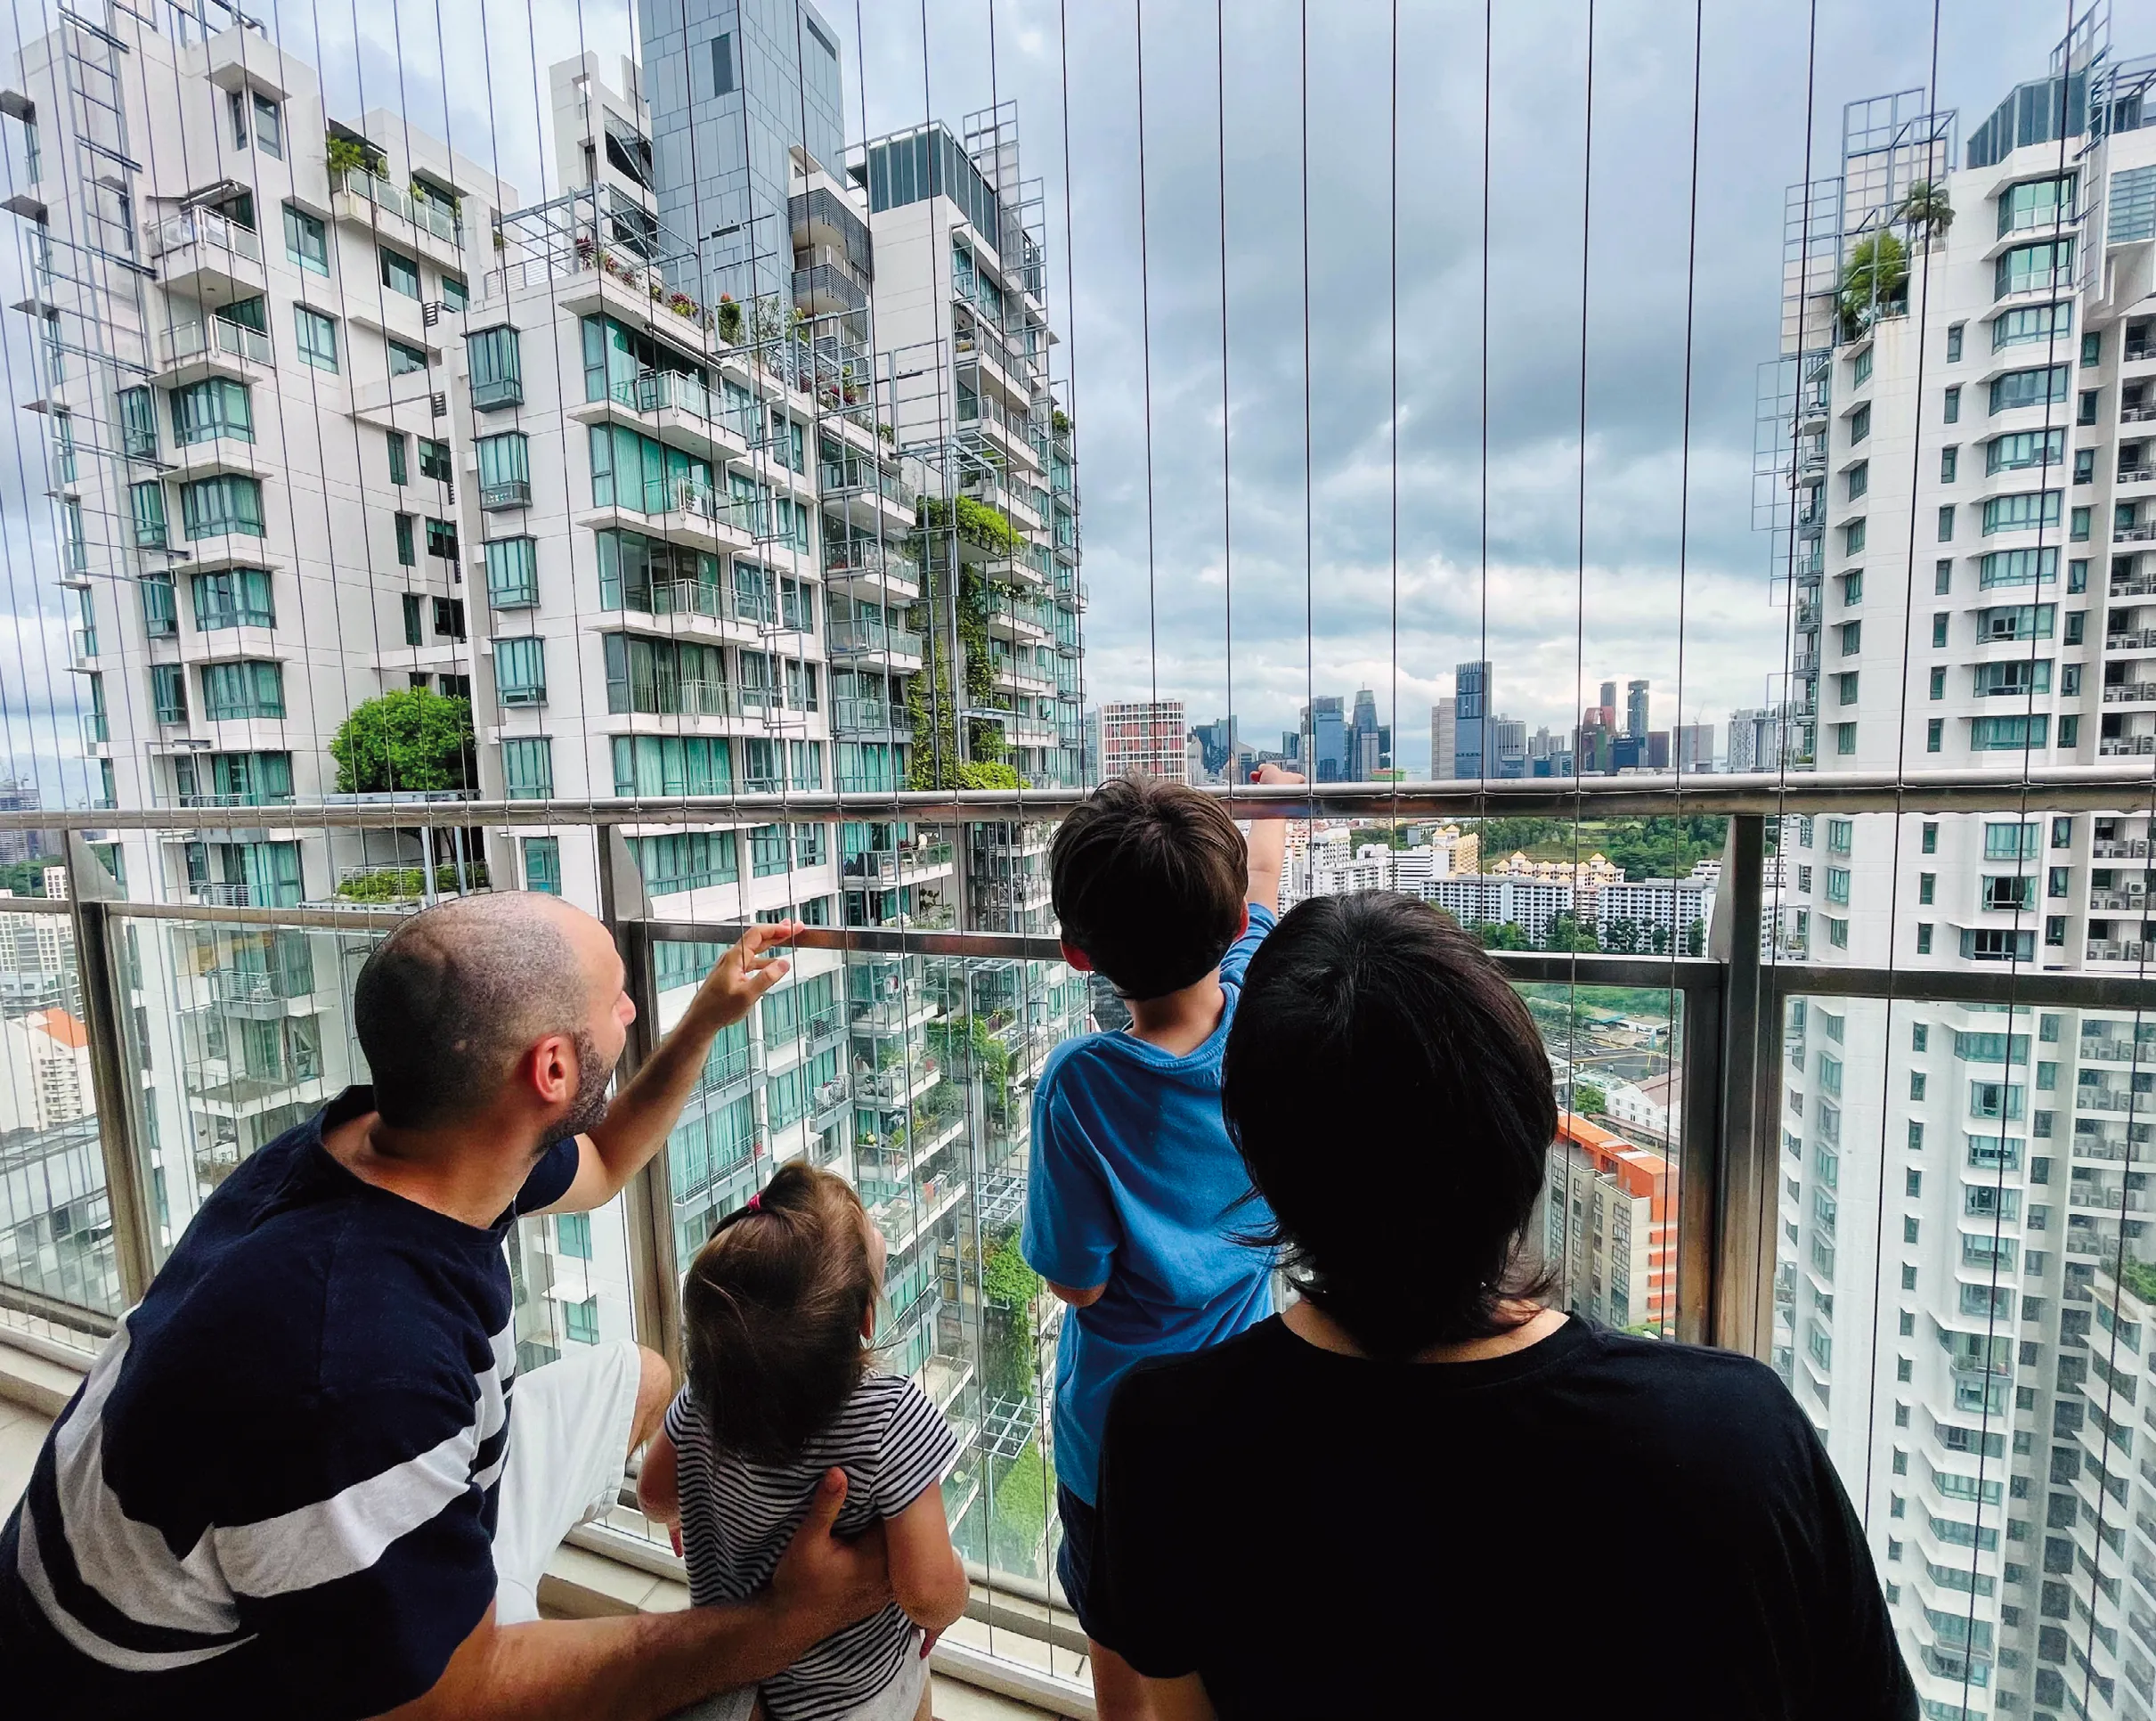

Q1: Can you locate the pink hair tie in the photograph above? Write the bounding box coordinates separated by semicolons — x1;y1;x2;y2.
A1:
745;1194;762;1212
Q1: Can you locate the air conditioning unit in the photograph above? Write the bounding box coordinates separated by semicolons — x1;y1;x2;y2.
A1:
430;392;448;418
422;299;442;326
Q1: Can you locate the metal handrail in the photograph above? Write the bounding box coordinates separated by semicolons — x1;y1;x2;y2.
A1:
8;768;2156;833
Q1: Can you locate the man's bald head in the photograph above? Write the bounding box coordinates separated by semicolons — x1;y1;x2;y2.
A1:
354;893;615;1131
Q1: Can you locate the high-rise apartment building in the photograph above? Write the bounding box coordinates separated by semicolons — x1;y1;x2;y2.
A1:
1430;696;1456;782
1754;31;2156;1715
1541;1112;1676;1335
1625;678;1650;740
1099;699;1186;782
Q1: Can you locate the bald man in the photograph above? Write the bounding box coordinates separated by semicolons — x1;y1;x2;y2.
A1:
1;897;890;1721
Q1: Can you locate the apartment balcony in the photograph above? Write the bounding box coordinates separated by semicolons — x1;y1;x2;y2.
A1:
2128;340;2156;364
826;620;924;670
2102;736;2156;756
480;478;532;510
2096;839;2153;858
832;695;904;737
2112;631;2156;652
2113;576;2156;599
330;166;465;267
2119;465;2156;488
159;314;275;385
2125;403;2156;424
819;452;913;530
2104;684;2156;705
2089;939;2156;961
842;843;956;886
2090;890;2151;910
824;534;923;604
144;208;265;310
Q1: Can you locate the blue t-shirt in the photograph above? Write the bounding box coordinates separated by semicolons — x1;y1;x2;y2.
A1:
0;1086;579;1720
1021;906;1278;1505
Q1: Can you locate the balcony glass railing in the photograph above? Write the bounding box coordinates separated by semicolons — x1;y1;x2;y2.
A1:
16;778;2156;1709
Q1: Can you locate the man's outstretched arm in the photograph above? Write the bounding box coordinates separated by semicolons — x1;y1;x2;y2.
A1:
380;1470;885;1721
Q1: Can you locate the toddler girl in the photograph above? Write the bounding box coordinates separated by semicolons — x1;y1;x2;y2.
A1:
640;1162;967;1721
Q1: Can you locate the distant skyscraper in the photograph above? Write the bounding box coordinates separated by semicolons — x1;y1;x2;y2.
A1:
1300;696;1347;783
1493;717;1527;779
1674;723;1716;774
1431;698;1458;781
1626;680;1650;740
1191;717;1240;782
1455;663;1493;779
1599;680;1618;723
1100;700;1187;782
1348;689;1383;780
1727;706;1786;774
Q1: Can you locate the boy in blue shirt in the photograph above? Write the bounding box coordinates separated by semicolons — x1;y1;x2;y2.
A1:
1022;763;1298;1719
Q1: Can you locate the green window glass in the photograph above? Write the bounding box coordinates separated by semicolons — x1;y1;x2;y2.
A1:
494;637;547;706
199;659;285;720
129;480;168;548
1991;302;2071;351
293;305;338;371
387;338;427;377
282;202;328;273
402;594;422;645
418;436;452;481
1995;240;2073;298
1989;364;2069;413
1981;492;2062;534
626;831;739;893
178;476;265;539
502;737;554;798
117;386;158;458
379;246;420;298
484;538;540;608
477;433;530;505
139;575;177;639
524;836;562;895
151;663;187;723
191;567;274;630
387;432;407;485
171;378;253;445
395;513;416;567
440;273;468;313
611;734;732;796
469;325;522;409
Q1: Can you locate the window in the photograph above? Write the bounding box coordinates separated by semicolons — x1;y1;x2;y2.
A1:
139;574;177;640
1841;569;1864;604
1982;491;2062;535
293;305;338;372
1996;240;2074;298
2083;329;2103;367
1850;403;1870;443
440;273;468;313
1940;446;1957;483
1962;928;2037;963
1826;867;1851;905
282;202;327;273
191;568;274;631
419;437;452;481
1984;822;2039;861
556;1211;591;1260
1981;875;2036;912
431;597;466;640
171;378;252;445
2068;558;2087;592
1993;301;2073;351
1835;722;1856;756
1838;671;1859;706
710;30;735;96
251;92;281;158
468;325;523;409
494;637;547;706
1947;322;1964;362
612;735;732;797
564;1298;598;1345
379;246;420;298
402;594;422;646
1844;520;1866;556
228;87;249;149
1938;505;1955;542
2065;610;2085;646
2060;714;2079;748
1910;1073;1927;1101
179;475;265;539
426;517;458;559
1852;348;1873;387
1989;364;2069;413
2074;447;2096;485
151;663;187;723
395;513;416;567
1919;873;1934;904
1847;461;1868;501
199;659;284;720
502;737;554;799
117;387;157;460
477;433;530;505
1840;620;1861;656
627;830;738;894
1826;818;1852;856
1944;384;1961;423
387;431;407;485
387;338;427;378
485;538;540;608
1929;667;1945;700
2079;388;2100;426
523;836;562;896
1827;917;1849;949
129;480;167;548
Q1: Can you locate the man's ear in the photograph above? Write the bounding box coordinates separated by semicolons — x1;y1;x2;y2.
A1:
526;1033;574;1106
1059;938;1094;974
1237;903;1250;940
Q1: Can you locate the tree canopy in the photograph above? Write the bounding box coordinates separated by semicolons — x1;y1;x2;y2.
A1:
330;689;477;795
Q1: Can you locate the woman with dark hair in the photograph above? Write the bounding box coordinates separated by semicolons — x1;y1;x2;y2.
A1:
1089;892;1916;1719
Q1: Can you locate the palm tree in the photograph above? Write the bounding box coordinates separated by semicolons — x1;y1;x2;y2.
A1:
1897;180;1955;247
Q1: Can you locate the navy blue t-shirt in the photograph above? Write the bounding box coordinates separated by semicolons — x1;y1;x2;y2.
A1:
0;1087;579;1720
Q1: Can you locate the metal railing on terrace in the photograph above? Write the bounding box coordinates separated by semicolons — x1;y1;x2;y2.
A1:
13;772;2156;1713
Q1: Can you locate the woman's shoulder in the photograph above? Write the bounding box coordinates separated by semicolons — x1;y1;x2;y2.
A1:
1114;1316;1291;1420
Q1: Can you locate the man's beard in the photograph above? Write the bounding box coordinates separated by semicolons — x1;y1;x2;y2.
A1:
541;1027;620;1151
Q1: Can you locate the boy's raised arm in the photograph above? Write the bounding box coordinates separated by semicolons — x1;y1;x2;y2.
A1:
1243;763;1304;915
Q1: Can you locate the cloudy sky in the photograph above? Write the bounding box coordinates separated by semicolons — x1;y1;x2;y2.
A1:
0;0;2089;795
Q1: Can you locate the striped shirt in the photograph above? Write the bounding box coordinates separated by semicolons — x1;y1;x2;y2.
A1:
0;1087;580;1720
667;1372;956;1721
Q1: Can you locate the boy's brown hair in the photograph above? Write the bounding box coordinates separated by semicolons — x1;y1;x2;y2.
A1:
1051;771;1248;1002
681;1162;879;1464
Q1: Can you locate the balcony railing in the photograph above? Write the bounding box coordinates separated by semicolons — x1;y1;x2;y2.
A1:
162;315;274;369
334;166;462;248
17;773;2156;1711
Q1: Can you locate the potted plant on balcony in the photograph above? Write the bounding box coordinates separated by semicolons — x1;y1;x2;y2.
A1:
717;293;742;344
1837;229;1908;338
1896;180;1953;248
669;290;698;318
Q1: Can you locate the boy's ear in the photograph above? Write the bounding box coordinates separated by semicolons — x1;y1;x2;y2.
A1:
1238;903;1250;940
1059;938;1094;973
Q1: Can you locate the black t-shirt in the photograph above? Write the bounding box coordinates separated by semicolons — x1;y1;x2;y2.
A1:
1093;1315;1916;1719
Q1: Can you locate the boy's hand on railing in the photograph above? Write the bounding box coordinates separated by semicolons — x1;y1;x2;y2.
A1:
1249;763;1305;808
688;921;800;1032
